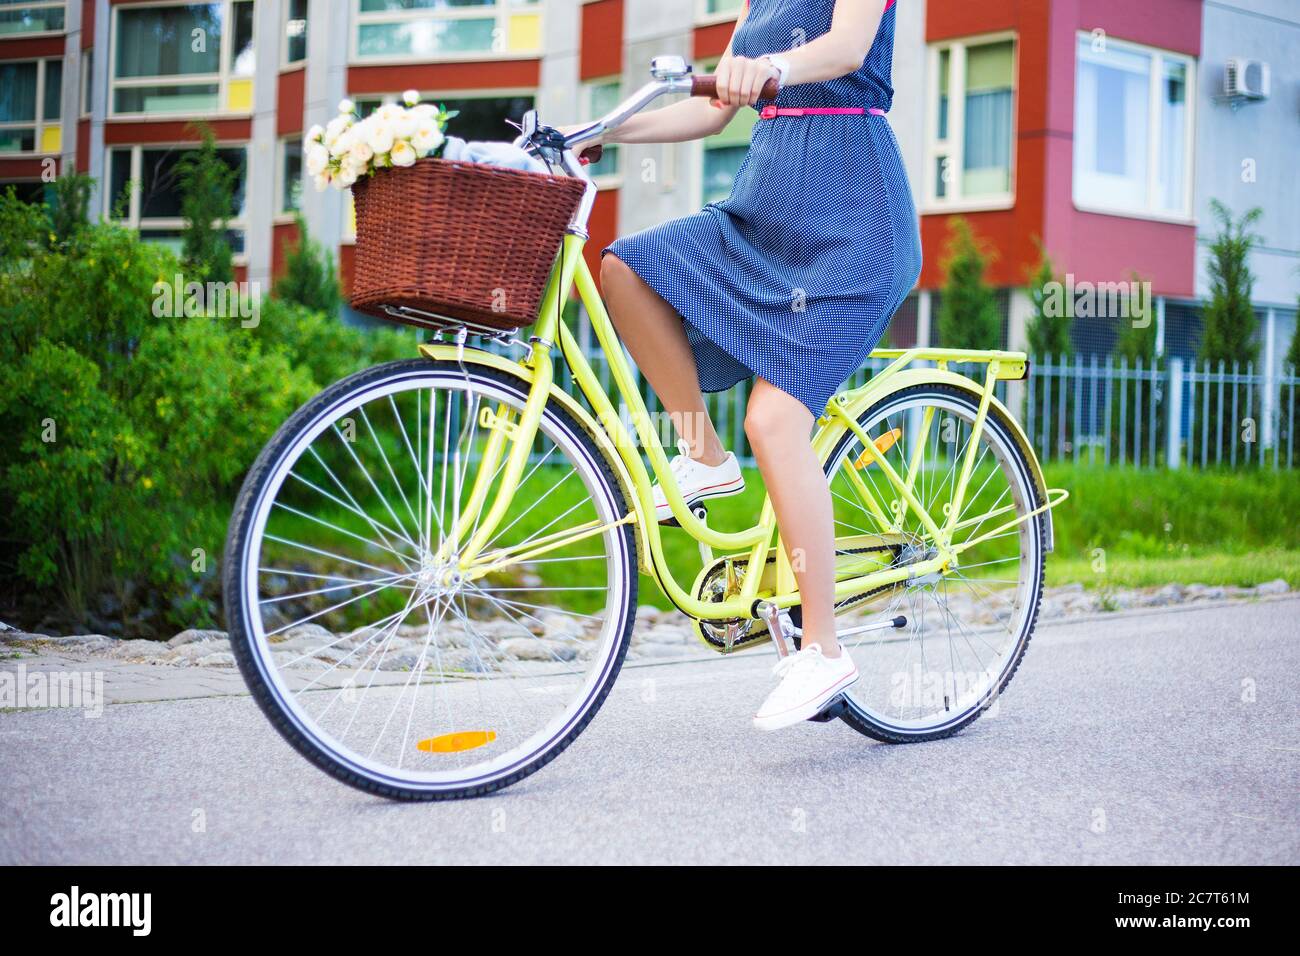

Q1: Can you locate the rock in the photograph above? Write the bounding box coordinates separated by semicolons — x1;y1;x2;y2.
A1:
104;639;169;662
1152;584;1184;605
194;651;236;668
635;605;663;623
540;612;584;641
1255;579;1289;596
165;639;233;662
167;628;226;648
499;637;577;662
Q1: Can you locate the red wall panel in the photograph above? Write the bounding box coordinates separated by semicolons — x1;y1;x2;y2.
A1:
347;60;541;95
277;67;305;137
581;0;624;80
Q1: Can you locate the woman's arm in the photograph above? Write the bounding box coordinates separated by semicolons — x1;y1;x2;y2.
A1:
713;0;888;107
590;3;752;146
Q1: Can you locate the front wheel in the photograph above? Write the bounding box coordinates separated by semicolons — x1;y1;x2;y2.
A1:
223;358;637;800
824;384;1047;743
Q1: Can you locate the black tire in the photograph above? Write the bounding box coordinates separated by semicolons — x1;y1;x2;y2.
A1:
223;358;637;800
825;383;1046;744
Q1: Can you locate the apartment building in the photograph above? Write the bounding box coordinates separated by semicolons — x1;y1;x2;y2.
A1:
2;0;1295;375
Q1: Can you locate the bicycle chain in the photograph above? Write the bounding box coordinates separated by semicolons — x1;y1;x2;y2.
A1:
693;543;904;652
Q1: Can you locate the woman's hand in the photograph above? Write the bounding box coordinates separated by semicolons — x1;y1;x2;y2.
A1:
712;55;781;108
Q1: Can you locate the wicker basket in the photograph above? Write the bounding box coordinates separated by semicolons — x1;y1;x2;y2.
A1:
351;159;588;332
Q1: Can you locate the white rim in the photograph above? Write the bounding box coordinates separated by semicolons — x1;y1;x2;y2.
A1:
237;367;632;791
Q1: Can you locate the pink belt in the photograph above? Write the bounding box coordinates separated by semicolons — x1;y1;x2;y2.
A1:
759;106;886;119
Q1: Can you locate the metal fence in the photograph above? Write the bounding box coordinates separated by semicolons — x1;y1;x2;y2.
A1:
493;330;1300;470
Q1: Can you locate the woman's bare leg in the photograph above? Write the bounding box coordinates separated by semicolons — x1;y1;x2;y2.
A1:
601;255;726;466
744;378;840;657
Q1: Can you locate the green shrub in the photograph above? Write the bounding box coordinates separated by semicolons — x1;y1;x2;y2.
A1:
272;213;342;317
936;217;1002;350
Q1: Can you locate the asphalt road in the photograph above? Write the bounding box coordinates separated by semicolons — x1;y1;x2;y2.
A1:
2;597;1297;865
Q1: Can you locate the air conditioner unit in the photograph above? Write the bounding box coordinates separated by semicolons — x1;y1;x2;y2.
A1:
1224;58;1270;100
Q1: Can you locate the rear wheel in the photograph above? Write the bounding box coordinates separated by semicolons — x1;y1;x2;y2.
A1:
823;384;1046;743
223;358;637;799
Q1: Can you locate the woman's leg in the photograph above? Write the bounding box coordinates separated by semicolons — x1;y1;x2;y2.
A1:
744;378;841;657
601;255;727;466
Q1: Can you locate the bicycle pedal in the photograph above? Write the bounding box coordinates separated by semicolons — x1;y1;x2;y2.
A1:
807;694;849;723
658;501;705;527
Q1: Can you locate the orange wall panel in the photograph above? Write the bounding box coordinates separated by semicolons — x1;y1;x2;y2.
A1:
581;0;624;80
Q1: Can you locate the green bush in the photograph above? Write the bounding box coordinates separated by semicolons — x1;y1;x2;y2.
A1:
272;213;342;317
936;217;1002;350
0;186;418;636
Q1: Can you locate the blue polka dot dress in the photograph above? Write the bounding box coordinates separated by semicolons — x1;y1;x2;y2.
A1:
605;0;922;419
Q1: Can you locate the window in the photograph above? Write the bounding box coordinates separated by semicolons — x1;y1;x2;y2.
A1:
106;143;248;256
0;58;63;154
284;0;308;65
81;48;93;116
699;59;757;205
1073;34;1194;219
926;36;1016;208
583;79;621;185
0;180;53;204
110;1;255;117
0;1;65;37
699;0;743;20
352;0;541;62
280;138;302;215
354;92;534;141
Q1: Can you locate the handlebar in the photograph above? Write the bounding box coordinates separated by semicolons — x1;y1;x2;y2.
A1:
558;72;781;167
688;74;781;102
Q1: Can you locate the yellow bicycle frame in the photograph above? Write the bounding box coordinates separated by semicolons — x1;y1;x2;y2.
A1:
421;234;1069;622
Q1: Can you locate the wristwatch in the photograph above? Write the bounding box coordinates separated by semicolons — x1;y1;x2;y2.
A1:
762;54;791;90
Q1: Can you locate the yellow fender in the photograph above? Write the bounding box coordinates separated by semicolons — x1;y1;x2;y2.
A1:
417;343;652;572
825;367;1057;553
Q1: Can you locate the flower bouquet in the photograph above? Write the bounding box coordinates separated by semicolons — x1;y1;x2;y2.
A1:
305;90;456;192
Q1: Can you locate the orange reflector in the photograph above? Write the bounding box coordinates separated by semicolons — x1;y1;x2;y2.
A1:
851;427;902;470
417;731;497;754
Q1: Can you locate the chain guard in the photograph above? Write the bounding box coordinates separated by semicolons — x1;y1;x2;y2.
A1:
690;541;905;654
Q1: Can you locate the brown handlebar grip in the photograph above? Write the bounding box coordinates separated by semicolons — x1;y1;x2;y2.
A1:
690;74;781;102
579;145;604;165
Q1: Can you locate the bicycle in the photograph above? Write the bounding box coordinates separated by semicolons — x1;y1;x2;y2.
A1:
224;57;1069;800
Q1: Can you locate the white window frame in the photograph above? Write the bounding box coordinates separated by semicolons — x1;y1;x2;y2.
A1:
0;57;63;156
582;77;622;190
1071;32;1196;224
108;0;255;120
924;31;1018;213
104;142;250;264
349;0;542;65
281;0;308;70
696;0;744;26
0;1;66;39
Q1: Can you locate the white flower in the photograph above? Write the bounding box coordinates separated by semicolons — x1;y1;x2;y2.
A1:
393;109;417;139
402;89;421;107
323;115;350;148
390;140;417;167
306;123;324;144
376;103;403;124
365;120;395;155
330;128;355;159
338;98;355;116
412;123;444;154
305;142;330;175
313;171;332;192
347;138;374;166
411;103;437;120
336;165;358;188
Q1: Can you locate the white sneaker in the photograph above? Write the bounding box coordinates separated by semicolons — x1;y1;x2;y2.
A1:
753;643;859;732
652;439;745;523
